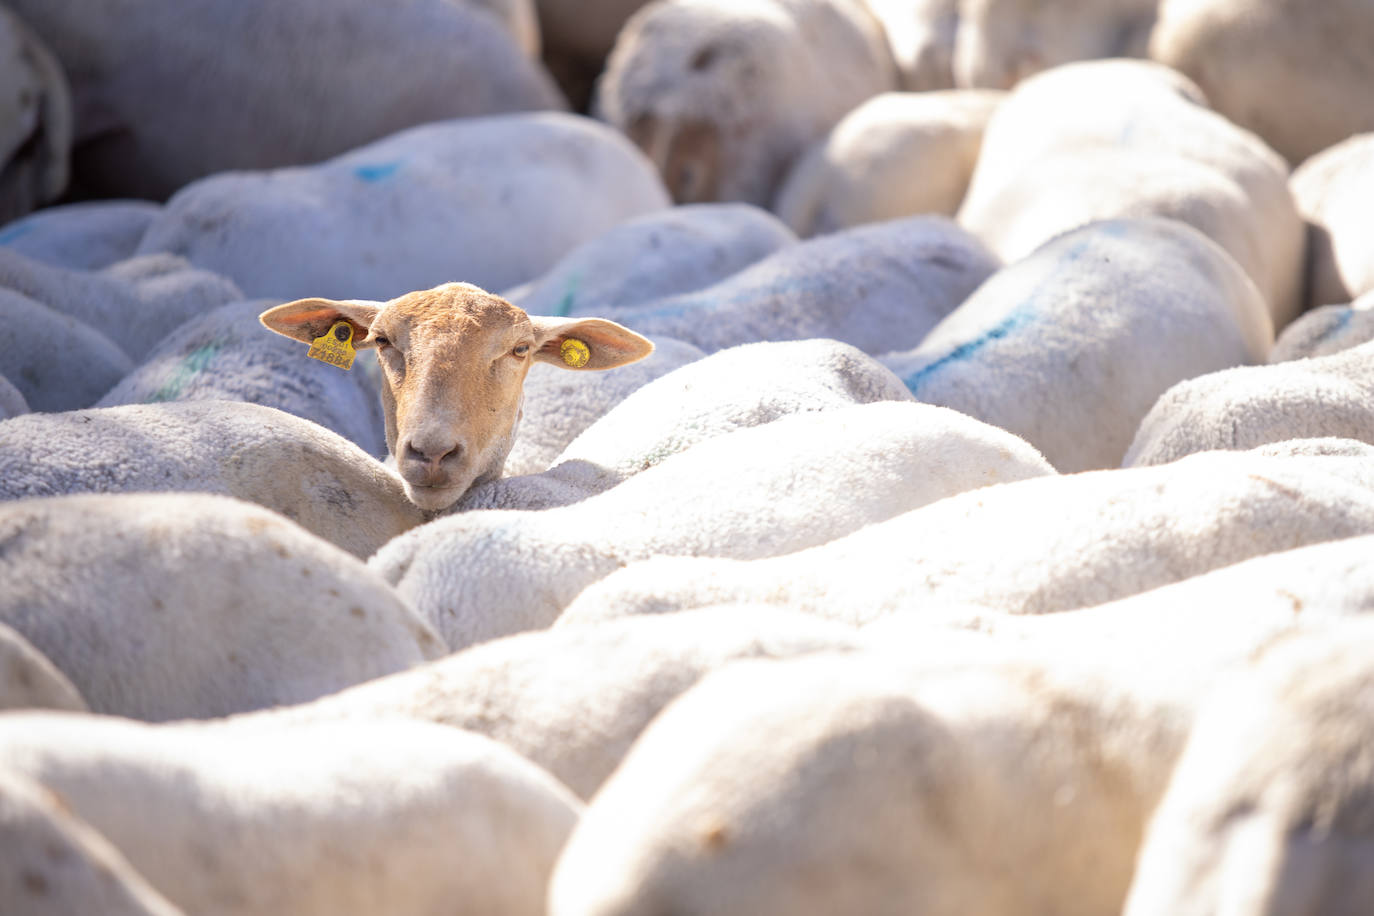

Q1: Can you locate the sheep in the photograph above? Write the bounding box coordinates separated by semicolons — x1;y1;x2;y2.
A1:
594;0;897;205
559;448;1374;626
0;6;69;222
1123;620;1374;916
499;336;705;477
371;401;1055;649
1124;339;1374;467
260;282;655;510
0;248;244;361
501;203;796;317
862;0;959;90
260;606;864;799
0;621;84;714
0;712;581;916
8;0;563;200
952;0;1158;90
1269;291;1374;363
611;215;1000;356
465;0;542;56
456;337;916;511
137;113;670;301
549;646;1181;916
532;0;654;109
0;401;425;558
100;299;389;458
0;287;132;413
0;200;160;271
0;769;185;916
956;60;1303;325
1149;0;1374;165
0;492;443;720
1290;132;1374;310
881;218;1273;472
0;373;27;419
773;90;1003;237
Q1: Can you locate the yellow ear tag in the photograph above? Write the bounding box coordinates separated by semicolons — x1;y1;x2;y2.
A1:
561;338;590;368
307;320;356;370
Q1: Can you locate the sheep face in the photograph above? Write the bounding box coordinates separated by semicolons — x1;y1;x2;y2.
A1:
261;282;654;511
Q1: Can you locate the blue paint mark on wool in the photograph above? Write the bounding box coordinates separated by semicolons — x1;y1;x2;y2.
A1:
353;161;403;183
0;222;34;245
1313;307;1354;345
902;309;1034;392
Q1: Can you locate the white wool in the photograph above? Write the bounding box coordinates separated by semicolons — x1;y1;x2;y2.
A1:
1123;619;1374;916
1125;339;1374;466
373;401;1054;649
952;0;1157;90
0;402;424;558
0;287;132;412
595;0;897;204
0;248;244;360
498;336;705;477
1149;0;1374;165
503;203;796;317
462;0;542;56
862;0;959;90
882;218;1272;472
1270;291;1374;363
515;338;916;499
98;299;388;457
0;6;69;221
0;712;581;916
615;215;999;355
1290;132;1374;309
957;59;1302;325
262;607;864;799
0;493;442;720
135;112;669;301
0;200;160;271
0;373;26;419
562;449;1374;625
0;769;185;916
773;90;1002;237
0;621;85;714
7;0;563;200
549;647;1179;916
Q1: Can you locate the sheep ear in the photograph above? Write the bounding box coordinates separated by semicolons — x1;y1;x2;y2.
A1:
259;298;383;348
530;317;654;370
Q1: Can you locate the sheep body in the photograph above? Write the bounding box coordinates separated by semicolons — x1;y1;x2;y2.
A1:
562;449;1374;625
1269;292;1374;363
8;0;563;199
0;493;442;720
0;402;424;558
98;299;388;457
0;713;580;916
0;374;27;419
503;203;795;317
0;6;69;222
773;90;1003;237
0;288;132;412
374;401;1054;649
595;0;897;204
0;621;85;714
0;200;161;271
882;218;1272;471
1125;339;1374;466
615;216;999;355
1290;132;1374;309
136;112;670;300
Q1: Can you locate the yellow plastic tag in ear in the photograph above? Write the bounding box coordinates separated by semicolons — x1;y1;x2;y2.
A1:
561;338;590;368
308;321;356;370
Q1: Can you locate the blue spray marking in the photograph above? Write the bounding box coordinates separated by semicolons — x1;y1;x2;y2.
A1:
900;235;1098;395
353;161;402;183
553;272;580;317
146;341;225;402
0;222;34;245
1311;307;1354;345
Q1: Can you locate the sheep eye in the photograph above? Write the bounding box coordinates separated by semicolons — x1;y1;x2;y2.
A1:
373;335;391;348
512;344;531;358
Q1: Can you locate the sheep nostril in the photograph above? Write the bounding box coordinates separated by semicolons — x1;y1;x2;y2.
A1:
404;440;461;469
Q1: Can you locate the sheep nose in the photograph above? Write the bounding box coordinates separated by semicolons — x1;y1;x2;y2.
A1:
403;438;462;470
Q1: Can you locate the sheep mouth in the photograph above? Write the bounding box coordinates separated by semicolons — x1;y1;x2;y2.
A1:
402;482;467;512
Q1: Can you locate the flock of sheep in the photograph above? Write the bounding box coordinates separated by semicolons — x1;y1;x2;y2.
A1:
2;0;1374;913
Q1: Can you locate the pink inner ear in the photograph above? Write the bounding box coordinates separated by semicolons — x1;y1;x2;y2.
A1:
276;306;343;328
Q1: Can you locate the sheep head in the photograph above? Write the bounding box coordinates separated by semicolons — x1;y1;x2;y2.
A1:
261;282;654;511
